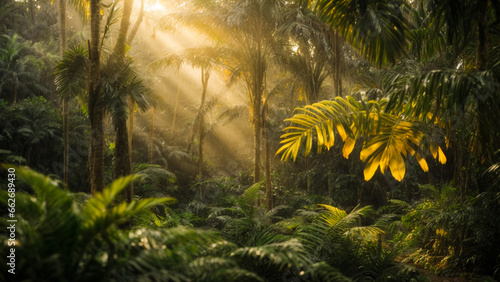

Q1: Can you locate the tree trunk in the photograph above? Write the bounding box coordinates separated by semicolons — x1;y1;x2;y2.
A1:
253;53;264;183
334;30;343;97
171;80;181;133
197;69;209;175
114;120;133;202
188;69;209;152
198;120;205;202
90;107;104;195
59;0;68;185
113;0;134;201
63;100;69;184
114;0;134;56
28;0;35;23
89;0;103;195
263;101;273;211
127;0;145;45
124;0;144;165
128;99;134;163
13;74;18;104
149;107;156;163
477;0;489;71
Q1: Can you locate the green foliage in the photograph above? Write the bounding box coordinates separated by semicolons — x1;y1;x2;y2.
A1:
0;167;331;281
0;33;48;102
0;97;61;171
135;165;178;198
306;0;408;67
398;186;500;278
292;203;419;281
0;166;173;281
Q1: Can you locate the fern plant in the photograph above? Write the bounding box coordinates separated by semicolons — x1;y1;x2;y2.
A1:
0;166;324;281
0;166;173;281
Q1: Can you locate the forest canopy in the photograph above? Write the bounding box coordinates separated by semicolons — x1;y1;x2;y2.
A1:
1;0;500;281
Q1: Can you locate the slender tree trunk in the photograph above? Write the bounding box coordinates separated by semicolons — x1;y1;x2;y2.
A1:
123;0;144;169
89;0;103;195
128;98;134;163
263;101;273;211
253;52;264;183
197;69;209;174
13;75;18;104
477;0;489;71
114;120;133;201
114;0;134;56
188;69;209;152
149;107;156;163
124;0;144;167
59;0;69;185
171;79;181;133
334;30;343;97
198;120;205;202
127;0;145;45
28;0;35;23
63;100;69;183
113;0;135;201
198;123;204;179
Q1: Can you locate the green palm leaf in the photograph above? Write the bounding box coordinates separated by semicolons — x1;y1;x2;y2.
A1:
54;44;88;101
306;0;408;67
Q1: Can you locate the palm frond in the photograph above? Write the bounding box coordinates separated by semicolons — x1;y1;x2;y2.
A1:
277;97;443;181
230;239;312;271
54;44;88;101
312;0;408;67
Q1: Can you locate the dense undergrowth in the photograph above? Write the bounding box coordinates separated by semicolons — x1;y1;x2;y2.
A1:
1;166;499;281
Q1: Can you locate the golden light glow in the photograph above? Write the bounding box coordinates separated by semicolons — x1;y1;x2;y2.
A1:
144;0;165;12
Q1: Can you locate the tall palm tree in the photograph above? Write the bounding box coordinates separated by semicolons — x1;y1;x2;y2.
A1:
172;0;287;183
126;0;146;159
150;46;224;179
88;0;103;194
101;54;156;202
279;6;339;103
57;0;69;184
55;44;156;201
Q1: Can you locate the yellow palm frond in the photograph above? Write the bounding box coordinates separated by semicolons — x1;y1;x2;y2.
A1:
277;97;446;182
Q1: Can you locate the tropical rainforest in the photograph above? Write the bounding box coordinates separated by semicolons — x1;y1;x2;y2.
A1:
1;0;500;281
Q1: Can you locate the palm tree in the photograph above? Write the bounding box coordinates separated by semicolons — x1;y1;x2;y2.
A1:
0;34;46;103
88;0;103;195
172;0;287;183
126;0;146;159
301;0;409;68
279;6;339;103
101;54;157;202
57;0;69;184
150;46;224;180
55;44;156;201
110;0;151;201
